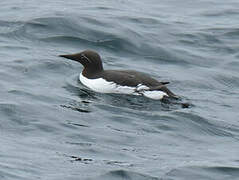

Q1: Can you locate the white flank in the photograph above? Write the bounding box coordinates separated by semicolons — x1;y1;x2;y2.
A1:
79;73;168;100
79;73;135;94
142;90;168;100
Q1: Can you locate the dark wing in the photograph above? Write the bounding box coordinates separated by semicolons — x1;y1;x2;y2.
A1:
148;85;179;99
97;70;178;98
98;70;166;87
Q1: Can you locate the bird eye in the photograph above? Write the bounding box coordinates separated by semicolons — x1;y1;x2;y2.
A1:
80;54;91;63
80;54;85;59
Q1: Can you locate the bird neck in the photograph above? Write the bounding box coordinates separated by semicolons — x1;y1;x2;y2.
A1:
82;66;103;78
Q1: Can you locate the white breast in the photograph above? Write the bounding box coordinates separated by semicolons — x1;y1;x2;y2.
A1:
79;73;136;94
79;73;168;100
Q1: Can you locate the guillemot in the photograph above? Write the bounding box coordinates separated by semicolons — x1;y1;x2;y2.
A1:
59;50;179;100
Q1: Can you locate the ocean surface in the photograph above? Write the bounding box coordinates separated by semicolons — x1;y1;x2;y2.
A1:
1;0;239;179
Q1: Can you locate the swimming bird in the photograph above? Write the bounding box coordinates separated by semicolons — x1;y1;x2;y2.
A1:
59;50;179;100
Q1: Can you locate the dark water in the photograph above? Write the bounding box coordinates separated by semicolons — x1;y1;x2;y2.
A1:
1;0;239;179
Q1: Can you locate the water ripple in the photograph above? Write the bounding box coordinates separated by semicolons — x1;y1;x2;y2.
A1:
88;170;159;180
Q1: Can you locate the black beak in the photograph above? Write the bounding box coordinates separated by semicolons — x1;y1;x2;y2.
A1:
59;54;80;62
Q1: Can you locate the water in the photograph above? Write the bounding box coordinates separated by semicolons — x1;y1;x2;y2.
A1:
1;0;239;179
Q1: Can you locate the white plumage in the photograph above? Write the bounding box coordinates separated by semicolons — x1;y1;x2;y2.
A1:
79;73;168;100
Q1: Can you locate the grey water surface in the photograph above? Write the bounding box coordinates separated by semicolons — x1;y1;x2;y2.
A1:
1;0;239;179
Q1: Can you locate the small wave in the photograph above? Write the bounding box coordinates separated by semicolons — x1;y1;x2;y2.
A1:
213;73;239;89
118;15;161;25
88;170;159;180
164;165;239;180
41;35;137;53
60;102;91;113
171;111;237;138
224;60;239;72
0;103;29;126
0;20;23;34
202;9;239;17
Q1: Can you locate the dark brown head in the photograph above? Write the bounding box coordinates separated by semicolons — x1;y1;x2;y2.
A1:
59;50;103;73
